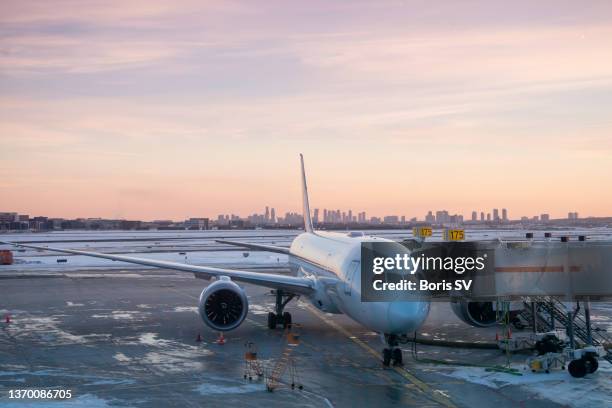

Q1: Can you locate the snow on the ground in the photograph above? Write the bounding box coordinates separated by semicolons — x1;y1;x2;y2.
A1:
0;251;289;271
195;381;263;395
0;394;122;408
172;306;198;313
439;360;612;407
4;313;112;345
91;310;151;321
112;332;212;373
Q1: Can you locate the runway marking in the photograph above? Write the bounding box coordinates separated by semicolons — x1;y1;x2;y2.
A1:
301;303;457;408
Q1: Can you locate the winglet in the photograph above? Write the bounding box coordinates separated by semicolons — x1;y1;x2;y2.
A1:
300;154;314;233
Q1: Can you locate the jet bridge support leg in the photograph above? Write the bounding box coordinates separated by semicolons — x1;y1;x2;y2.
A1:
566;304;576;350
267;290;295;330
531;302;537;333
549;301;555;330
584;299;592;345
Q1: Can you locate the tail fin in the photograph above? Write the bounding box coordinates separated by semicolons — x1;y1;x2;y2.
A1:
300;154;314;233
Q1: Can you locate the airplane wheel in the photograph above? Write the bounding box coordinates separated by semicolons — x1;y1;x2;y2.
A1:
585;356;598;373
568;359;587;378
282;312;292;329
267;312;277;329
392;348;403;366
383;348;392;367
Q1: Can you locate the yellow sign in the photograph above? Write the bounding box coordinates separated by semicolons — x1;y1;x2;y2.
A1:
444;229;465;241
412;226;432;238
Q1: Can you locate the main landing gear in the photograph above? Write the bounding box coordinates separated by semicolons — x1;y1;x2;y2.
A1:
382;334;403;367
267;289;295;330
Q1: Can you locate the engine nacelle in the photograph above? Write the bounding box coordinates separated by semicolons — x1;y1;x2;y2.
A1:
198;278;248;331
450;300;498;327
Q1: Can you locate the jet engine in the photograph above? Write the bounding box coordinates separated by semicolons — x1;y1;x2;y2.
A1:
198;278;248;331
450;300;499;327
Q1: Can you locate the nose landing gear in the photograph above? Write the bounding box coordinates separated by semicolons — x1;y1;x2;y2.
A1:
267;290;295;330
382;334;403;367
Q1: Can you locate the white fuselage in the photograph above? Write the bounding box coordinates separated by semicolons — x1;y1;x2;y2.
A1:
288;231;430;335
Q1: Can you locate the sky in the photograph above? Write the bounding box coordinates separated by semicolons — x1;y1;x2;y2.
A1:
1;0;611;221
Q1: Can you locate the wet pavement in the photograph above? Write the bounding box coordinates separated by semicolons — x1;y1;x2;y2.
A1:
1;268;610;407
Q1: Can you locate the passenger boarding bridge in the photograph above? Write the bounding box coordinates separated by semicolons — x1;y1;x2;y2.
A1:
404;230;612;366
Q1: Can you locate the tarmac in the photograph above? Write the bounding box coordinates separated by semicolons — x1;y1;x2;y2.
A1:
0;231;611;407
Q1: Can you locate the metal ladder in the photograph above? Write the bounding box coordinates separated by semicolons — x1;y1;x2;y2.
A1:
520;298;612;364
266;326;302;392
266;346;293;391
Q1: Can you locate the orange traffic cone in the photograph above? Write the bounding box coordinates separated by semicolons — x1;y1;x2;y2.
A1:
216;332;225;345
196;333;202;342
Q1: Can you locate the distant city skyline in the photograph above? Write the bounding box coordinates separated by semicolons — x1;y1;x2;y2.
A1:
0;206;588;224
2;1;611;219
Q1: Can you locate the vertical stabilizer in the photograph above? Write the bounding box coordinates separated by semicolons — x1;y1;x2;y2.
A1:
300;154;314;233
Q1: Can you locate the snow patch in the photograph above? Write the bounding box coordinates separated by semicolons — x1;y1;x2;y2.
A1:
249;303;274;316
195;382;263;395
173;306;198;313
440;361;612;407
0;394;124;408
5;315;111;345
113;352;132;362
126;332;212;373
136;304;152;309
91;310;150;321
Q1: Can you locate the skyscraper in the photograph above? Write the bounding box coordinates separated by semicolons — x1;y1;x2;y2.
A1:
265;206;270;222
425;211;435;223
435;210;449;224
358;211;367;223
502;208;508;222
480;212;485;222
270;208;276;223
471;211;477;221
493;208;499;221
313;208;319;224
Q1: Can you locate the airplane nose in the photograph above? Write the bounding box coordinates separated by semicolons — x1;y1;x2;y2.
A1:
387;301;430;334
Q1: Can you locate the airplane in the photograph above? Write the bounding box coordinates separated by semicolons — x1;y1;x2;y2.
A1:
1;155;499;367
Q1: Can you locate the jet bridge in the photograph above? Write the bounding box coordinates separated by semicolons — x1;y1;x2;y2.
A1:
404;234;612;368
404;235;612;301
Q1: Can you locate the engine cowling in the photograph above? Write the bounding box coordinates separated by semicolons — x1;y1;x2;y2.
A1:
198;278;248;331
450;300;498;327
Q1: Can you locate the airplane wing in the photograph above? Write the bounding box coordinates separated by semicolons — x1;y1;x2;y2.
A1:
215;239;290;255
0;241;313;295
